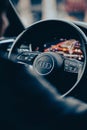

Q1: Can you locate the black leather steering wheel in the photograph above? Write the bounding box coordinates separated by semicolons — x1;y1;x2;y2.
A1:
8;20;87;97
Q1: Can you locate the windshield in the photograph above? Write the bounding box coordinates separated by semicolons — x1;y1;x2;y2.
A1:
11;0;87;28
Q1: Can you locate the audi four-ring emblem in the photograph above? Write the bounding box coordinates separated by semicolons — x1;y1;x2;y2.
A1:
38;60;52;69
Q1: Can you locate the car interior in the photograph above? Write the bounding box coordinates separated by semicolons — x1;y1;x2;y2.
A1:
0;0;87;129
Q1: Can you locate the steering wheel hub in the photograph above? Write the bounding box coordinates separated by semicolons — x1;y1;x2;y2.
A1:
33;52;63;76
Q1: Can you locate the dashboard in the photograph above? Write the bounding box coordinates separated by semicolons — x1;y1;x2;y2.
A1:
32;39;83;61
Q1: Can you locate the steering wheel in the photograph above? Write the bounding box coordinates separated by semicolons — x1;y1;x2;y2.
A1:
8;20;87;97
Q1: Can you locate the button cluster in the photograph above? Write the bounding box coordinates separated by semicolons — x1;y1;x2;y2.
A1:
17;52;39;64
64;59;83;73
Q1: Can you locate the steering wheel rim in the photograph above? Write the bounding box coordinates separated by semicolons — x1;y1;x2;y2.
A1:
8;19;87;97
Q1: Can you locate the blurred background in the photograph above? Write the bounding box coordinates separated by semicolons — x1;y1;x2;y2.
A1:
11;0;87;28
